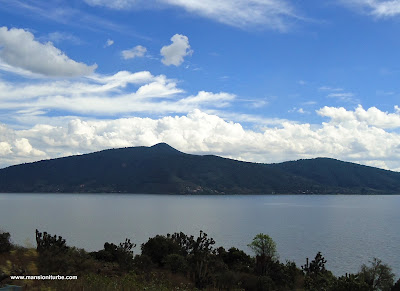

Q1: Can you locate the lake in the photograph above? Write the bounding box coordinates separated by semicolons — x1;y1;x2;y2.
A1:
0;193;399;278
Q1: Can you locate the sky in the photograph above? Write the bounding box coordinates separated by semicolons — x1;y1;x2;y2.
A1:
1;0;400;170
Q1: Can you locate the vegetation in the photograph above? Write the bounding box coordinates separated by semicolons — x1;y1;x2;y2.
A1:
359;258;395;291
1;143;400;194
247;233;278;260
0;229;398;290
0;231;12;254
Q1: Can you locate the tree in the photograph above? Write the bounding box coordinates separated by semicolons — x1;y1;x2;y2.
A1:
141;235;182;266
247;233;278;260
248;233;278;277
302;251;327;275
217;246;255;273
302;252;335;290
359;258;395;291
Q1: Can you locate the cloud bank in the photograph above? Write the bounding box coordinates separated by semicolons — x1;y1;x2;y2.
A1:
1;106;400;171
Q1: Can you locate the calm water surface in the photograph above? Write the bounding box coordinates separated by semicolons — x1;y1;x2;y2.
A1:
0;194;399;278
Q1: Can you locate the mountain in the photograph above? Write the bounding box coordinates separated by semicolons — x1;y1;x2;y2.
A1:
0;143;399;194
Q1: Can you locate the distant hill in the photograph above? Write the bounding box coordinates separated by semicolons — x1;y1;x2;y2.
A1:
0;143;399;194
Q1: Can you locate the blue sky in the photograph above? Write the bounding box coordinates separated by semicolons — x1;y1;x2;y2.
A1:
1;0;400;170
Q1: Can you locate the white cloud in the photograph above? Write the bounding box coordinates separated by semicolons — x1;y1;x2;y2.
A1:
160;34;192;66
179;91;235;108
0;27;97;77
342;0;400;18
162;0;298;30
84;0;300;30
14;138;46;156
105;39;114;47
0;142;12;155
121;45;147;59
317;105;400;129
0;70;238;117
2;106;400;171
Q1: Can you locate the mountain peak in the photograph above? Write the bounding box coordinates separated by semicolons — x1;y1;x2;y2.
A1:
149;143;182;154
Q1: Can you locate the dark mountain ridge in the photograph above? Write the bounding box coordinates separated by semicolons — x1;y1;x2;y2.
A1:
1;143;399;194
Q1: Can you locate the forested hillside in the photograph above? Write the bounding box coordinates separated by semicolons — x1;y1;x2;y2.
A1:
1;143;400;194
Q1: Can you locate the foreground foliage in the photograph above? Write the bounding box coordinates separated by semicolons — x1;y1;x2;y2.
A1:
0;229;398;290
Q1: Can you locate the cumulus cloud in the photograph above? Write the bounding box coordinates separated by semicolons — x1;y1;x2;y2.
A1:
0;142;12;155
161;34;192;66
121;45;147;59
2;106;400;171
342;0;400;18
84;0;300;30
317;105;400;129
14;138;46;156
0;27;97;77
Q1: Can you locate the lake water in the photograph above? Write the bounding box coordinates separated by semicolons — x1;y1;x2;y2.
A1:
0;194;399;278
